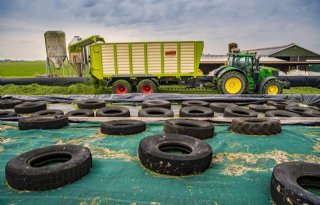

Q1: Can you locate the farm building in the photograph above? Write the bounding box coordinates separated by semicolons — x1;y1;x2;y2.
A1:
200;43;320;74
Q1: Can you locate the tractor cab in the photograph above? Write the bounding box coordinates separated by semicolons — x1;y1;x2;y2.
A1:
227;53;258;77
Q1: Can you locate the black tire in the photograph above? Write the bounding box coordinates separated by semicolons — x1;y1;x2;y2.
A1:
5;144;92;191
0;99;23;109
231;118;281;135
137;79;158;94
181;100;209;108
77;100;106;109
112;80;132;94
285;106;315;116
248;104;277;113
209;102;238;113
96;106;130;117
261;80;282;94
31;109;64;117
219;71;247;94
141;99;171;109
267;101;296;110
14;102;47;114
164;119;214;139
265;110;301;117
101;120;146;135
224;107;258;117
138;108;174;117
138;133;212;176
270;162;320;205
179;106;214;117
302;109;320;117
0;111;17;118
66;109;95;117
18;116;69;130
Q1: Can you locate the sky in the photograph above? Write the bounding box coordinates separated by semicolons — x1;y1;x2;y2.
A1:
0;0;320;60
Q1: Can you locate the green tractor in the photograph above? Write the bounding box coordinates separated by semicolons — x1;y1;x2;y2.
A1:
213;51;288;94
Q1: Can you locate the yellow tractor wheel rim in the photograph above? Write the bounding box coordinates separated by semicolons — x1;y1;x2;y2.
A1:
267;85;279;94
225;77;242;94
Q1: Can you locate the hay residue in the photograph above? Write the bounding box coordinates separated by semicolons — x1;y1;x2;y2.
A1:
85;144;136;161
314;142;320;152
222;164;265;176
0;124;17;131
0;137;16;144
55;132;105;145
216;149;320;176
0;146;3;152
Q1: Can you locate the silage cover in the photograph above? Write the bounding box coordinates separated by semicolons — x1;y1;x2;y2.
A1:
0;121;319;205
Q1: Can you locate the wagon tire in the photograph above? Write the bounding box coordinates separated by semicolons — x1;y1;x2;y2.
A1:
142;99;171;109
31;109;64;117
179;106;214;117
137;79;158;94
138;108;174;117
224;107;258;117
248;104;277;113
209;103;238;113
96;106;130;117
66;109;95;117
0;99;23;109
265;110;300;117
77;100;106;109
112;80;132;94
14;102;47;114
5;144;92;191
181;100;209;108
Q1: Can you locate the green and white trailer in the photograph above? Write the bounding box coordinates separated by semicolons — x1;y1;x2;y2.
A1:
69;36;204;94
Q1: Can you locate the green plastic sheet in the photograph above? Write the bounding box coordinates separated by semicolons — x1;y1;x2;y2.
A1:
0;121;319;205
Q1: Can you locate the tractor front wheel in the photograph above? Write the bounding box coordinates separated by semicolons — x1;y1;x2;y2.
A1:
219;71;246;94
112;80;132;94
262;80;282;95
137;79;158;94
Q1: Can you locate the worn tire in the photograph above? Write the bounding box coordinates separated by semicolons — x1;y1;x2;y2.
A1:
248;104;277;113
138;108;174;117
267;101;296;110
231;118;281;135
5;144;92;191
224;107;258;117
66;109;95;117
270;162;320;205
285;106;315;116
142;99;171;109
179;106;214;117
77;100;106;109
138;133;212;176
302;109;320;117
96;106;130;117
219;71;247;94
31;109;64;117
0;99;23;109
137;79;158;94
14;102;47;114
164;119;214;139
112;80;132;94
0;111;17;118
181;100;209;108
101;120;146;135
209;102;238;113
265;110;300;117
18;116;69;130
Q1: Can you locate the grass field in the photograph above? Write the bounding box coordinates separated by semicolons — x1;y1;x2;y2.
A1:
0;61;319;95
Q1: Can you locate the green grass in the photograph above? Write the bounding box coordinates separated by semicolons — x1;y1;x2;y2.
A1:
0;61;46;77
0;84;319;95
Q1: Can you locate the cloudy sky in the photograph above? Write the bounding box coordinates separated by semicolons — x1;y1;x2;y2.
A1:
0;0;319;60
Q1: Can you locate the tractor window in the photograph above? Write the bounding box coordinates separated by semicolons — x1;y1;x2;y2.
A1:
228;56;253;75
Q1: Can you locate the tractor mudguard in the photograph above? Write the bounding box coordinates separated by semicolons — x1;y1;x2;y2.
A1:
258;76;277;91
217;68;246;79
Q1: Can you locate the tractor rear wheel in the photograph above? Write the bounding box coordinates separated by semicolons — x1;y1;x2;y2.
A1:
137;79;158;94
219;71;246;94
112;80;132;94
261;80;282;95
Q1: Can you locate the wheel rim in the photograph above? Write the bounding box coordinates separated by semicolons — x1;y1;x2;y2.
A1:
116;84;127;94
225;77;242;94
141;84;153;94
267;85;279;95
